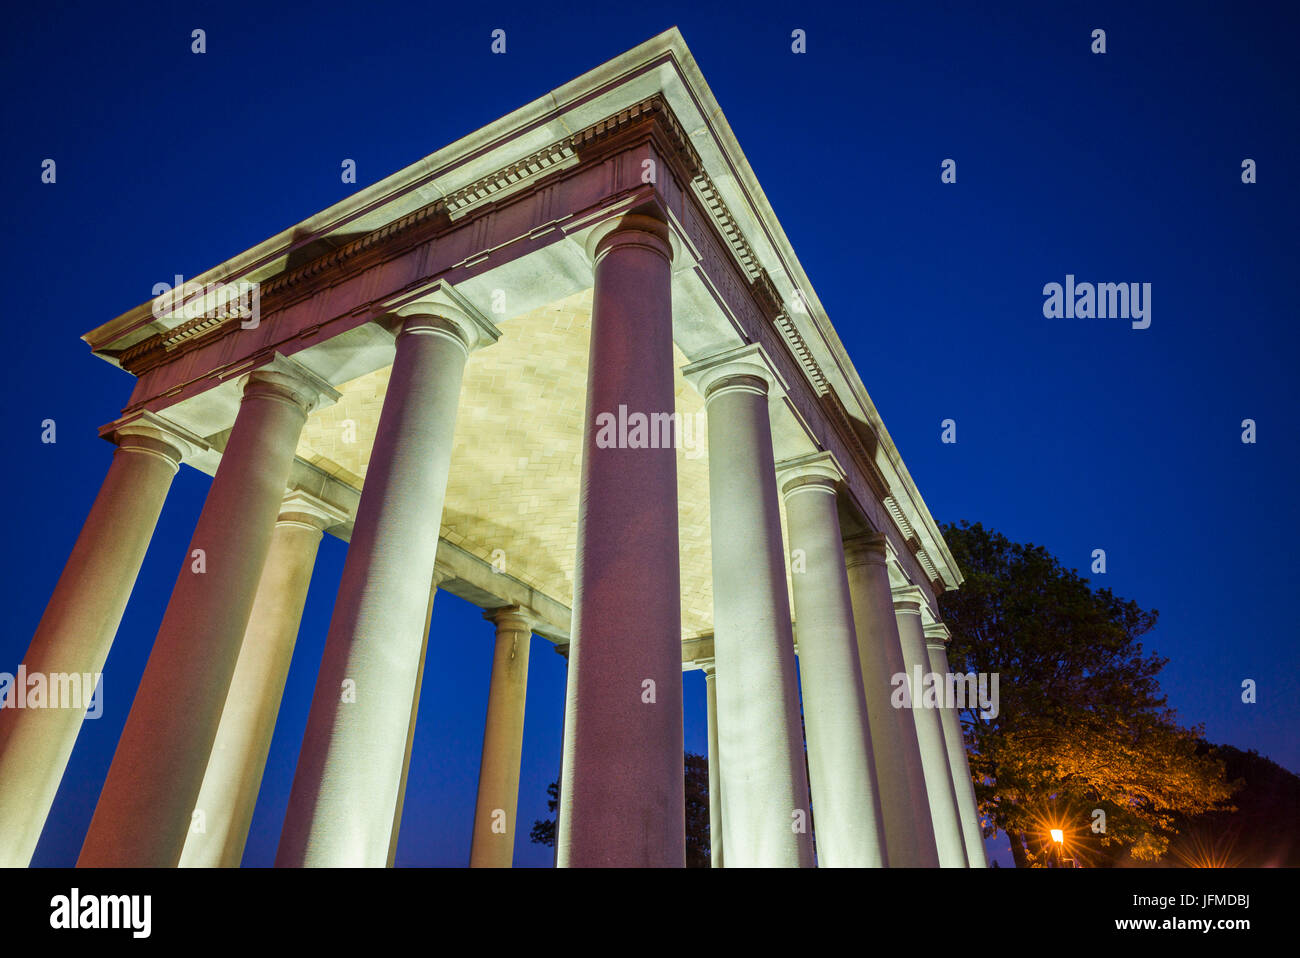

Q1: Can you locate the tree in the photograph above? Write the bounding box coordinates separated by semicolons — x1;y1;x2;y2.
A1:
1149;743;1299;868
527;782;558;849
683;753;711;867
530;751;713;866
938;520;1236;866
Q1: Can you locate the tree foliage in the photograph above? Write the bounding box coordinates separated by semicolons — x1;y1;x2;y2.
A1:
527;782;559;850
1139;743;1300;868
683;752;711;867
938;520;1235;866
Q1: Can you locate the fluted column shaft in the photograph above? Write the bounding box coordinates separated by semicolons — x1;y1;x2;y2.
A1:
387;569;447;866
894;589;967;866
780;460;886;867
80;365;330;867
686;347;812;868
558;214;684;867
703;665;723;868
179;491;344;867
0;423;186;866
278;311;486;867
470;607;534;868
843;533;940;867
926;629;988;867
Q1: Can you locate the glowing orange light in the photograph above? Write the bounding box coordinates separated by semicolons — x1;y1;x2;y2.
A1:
1050;829;1064;844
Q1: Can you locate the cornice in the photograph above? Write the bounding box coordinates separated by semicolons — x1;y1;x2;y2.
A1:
693;175;761;279
570;95;703;174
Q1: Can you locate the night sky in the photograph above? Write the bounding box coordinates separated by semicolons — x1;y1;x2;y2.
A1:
2;1;1296;867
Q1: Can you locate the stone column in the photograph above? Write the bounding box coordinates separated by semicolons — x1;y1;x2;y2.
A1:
683;344;813;868
893;585;967;867
277;296;498;868
79;357;338;867
925;622;988;868
387;567;450;867
469;606;534;868
703;663;723;868
557;213;684;868
778;453;886;867
843;532;940;867
179;489;347;868
0;413;200;867
552;642;569;870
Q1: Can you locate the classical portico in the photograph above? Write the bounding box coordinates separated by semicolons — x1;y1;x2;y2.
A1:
0;28;980;868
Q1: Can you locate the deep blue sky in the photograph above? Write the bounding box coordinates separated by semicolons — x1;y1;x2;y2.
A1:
3;1;1296;867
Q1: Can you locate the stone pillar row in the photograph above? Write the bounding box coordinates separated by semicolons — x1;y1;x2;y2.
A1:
894;585;968;867
844;533;942;867
277;304;498;867
926;623;988;868
81;358;340;867
3;209;983;869
683;345;812;868
0;415;198;866
180;489;349;868
778;453;886;867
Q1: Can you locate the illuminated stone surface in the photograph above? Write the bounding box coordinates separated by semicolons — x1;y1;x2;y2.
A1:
469;606;535;868
80;361;337;868
180;489;348;868
926;623;989;868
844;533;942;868
895;584;968;867
780;453;887;867
0;415;197;867
686;345;812;868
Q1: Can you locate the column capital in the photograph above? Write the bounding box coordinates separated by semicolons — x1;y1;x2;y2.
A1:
277;487;351;533
584;212;674;266
891;584;929;616
100;410;210;467
380;279;502;354
483;604;537;634
681;342;788;403
776;451;846;497
923;621;952;650
236;352;342;416
841;530;889;569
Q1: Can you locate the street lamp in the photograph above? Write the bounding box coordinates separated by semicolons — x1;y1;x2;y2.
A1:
1049;828;1064;868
